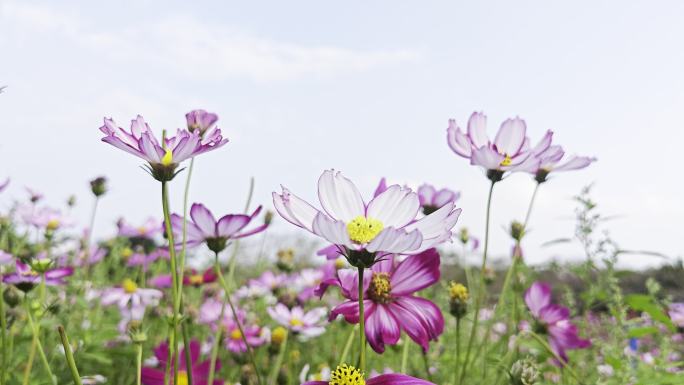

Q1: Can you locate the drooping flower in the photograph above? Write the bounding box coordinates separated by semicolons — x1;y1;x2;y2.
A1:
447;112;538;179
416;184;460;215
517;131;596;183
302;364;435;385
141;340;221;385
101;279;163;309
170;203;268;253
267;304;327;339
524;282;591;364
100;115;228;181
325;249;444;353
3;260;73;291
273;170;461;267
185;109;219;136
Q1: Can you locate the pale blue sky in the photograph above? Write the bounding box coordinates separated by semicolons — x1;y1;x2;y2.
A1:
1;0;682;268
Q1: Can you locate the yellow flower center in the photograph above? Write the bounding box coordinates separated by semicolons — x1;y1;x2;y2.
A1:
188;274;204;285
137;227;147;235
500;154;512;166
230;329;242;340
290;318;304;327
122;278;138;294
368;272;392;303
46;219;60;231
271;326;287;345
330;364;365;385
334;257;347;269
121;247;133;259
448;282;469;302
177;370;188;385
161;148;174;166
346;216;384;244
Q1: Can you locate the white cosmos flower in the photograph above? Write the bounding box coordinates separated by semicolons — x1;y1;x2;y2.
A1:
272;170;461;255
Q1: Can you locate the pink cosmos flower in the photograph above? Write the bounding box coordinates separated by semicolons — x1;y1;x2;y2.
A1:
325;249;444;353
273;170;461;266
303;364;435;385
185;109;219;136
26;207;72;230
141;340;221;385
100;115;228;181
447;112;538;177
517;131;596;183
668;303;684;328
524;282;591;364
126;250;162;272
3;260;73;291
267;304;327;339
221;312;268;353
117;217;162;239
416;184;460;215
150;268;217;288
101;279;163;309
170;203;268;253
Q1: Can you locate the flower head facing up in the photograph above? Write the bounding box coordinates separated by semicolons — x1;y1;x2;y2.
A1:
170;203;268;253
302;364;435;385
268;304;327;339
273;170;461;268
447;112;539;179
3;260;73;292
325;249;444;353
100;115;228;182
141;340;221;385
524;282;591;364
101;279;162;309
416;184;460;215
516;131;597;183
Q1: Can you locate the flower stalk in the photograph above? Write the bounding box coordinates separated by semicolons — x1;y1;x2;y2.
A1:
57;325;83;385
357;266;366;373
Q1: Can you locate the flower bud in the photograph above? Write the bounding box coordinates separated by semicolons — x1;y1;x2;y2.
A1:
271;326;287;345
3;286;20;308
509;357;540;385
448;282;469;319
264;210;274;226
276;248;295;272
30;258;53;273
509;221;525;242
67;195;77;208
90;176;108;197
459;228;469;244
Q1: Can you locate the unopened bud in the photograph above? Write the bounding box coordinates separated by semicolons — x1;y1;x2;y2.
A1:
510;357;540;385
448;282;469;319
510;221;525;242
90;176;108;197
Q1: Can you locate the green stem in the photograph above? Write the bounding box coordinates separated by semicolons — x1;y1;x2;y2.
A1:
338;325;357;367
181;320;194;385
207;302;226;385
161;181;180;385
400;335;410;373
83;196;99;280
21;336;36;385
422;351;432;382
214;254;262;385
0;274;6;385
58;326;83;385
529;332;584;384
357;266;366;373
453;317;461;385
459;179;496;385
24;296;55;385
267;330;288;385
136;342;143;385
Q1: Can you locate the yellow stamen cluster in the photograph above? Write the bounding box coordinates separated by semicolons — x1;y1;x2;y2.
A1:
290;318;304;327
121;247;133;259
334;257;347;269
122;278;138;294
137;227;147;235
277;248;295;264
177;370;189;385
46;219;60;231
500;154;512;166
271;326;287;345
346;216;383;244
330;364;366;385
368;272;392;303
188;274;204;285
230;329;243;341
448;282;469;303
161;148;174;166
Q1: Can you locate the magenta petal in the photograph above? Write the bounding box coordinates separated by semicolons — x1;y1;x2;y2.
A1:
390;249;440;296
393;296;444;340
386;300;430;352
525;282;552;318
330;300;361;323
374;177;388;198
539;304;570;324
141;367;166;385
368;373;436;385
302;382;328;385
216;214;250;238
365;303;401;353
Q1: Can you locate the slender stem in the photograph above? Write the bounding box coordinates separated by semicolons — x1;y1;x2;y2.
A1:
0;274;6;385
523;182;540;229
400;335;410;373
267;330;288;385
181;320;194;385
21;331;37;385
338;324;358;367
453;317;461;385
459;180;496;384
529;332;584;384
214;254;262;385
207;302;226;385
58;326;83;385
422;351;432;381
83;197;99;280
357;266;366;373
24;296;55;385
136;342;143;385
161;181;180;385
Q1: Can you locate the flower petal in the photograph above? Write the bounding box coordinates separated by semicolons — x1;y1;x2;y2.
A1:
390;249;440;295
272;187;319;232
494;117;526;156
366;185;420;228
190;203;217;237
525;281;552;318
312;213;353;248
365;304;400;353
318;170;365;222
467;111;489;148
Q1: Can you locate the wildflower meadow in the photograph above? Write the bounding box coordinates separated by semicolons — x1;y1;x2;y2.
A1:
0;107;681;385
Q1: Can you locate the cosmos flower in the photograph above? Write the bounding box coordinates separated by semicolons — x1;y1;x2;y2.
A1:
524;282;591;364
325;249;444;353
303;364;435;385
447;112;538;178
517;131;596;183
668;303;684;328
150;268;217;288
141;340;221;385
3;260;73;291
267;304;327;339
117;217;162;239
273;170;461;267
416;184;460;215
100;115;228;181
170;203;268;253
101;279;163;309
26;207;72;231
126;250;162;272
221;312;268;353
185;109;219;136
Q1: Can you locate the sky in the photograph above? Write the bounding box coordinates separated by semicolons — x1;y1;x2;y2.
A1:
1;0;682;269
